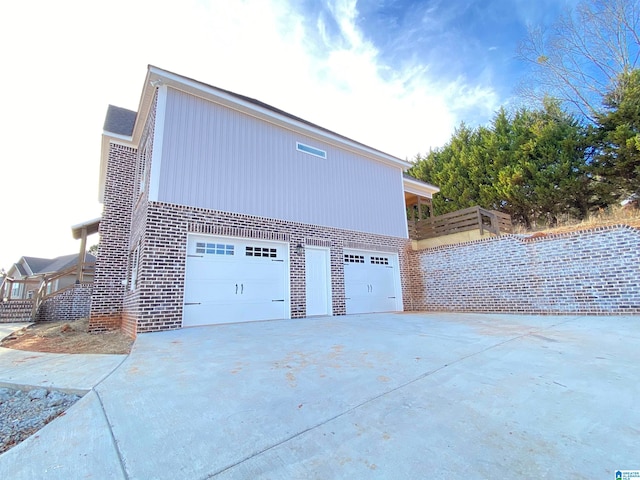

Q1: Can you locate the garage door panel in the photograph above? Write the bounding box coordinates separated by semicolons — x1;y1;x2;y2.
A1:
185;258;236;278
344;250;400;315
183;278;237;303
184;236;289;327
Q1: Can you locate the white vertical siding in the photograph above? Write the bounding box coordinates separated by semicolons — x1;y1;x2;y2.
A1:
157;89;407;238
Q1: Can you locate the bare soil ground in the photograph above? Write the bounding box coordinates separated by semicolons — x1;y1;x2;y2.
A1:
0;318;133;354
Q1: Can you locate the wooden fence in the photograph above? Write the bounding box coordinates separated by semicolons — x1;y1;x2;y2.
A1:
409;206;512;241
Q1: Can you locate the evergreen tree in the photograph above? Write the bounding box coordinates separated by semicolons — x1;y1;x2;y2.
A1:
591;69;640;203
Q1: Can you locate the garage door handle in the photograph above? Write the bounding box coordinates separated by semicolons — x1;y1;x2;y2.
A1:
184;302;201;305
235;284;238;294
272;299;285;302
241;283;244;294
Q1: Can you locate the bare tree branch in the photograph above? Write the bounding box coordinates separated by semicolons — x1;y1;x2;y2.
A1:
517;0;640;122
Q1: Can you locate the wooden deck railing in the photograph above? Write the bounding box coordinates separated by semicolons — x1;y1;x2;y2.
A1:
30;263;95;320
0;263;94;323
409;206;512;241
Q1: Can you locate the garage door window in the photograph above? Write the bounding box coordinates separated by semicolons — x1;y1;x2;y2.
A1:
196;242;235;256
246;246;277;258
370;256;389;265
344;254;365;263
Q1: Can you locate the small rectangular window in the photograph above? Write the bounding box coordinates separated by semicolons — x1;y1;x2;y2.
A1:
246;246;277;258
296;142;326;159
371;256;389;265
344;254;365;264
196;242;234;256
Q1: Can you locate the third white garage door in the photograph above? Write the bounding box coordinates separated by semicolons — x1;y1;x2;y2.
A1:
183;235;289;327
343;249;402;314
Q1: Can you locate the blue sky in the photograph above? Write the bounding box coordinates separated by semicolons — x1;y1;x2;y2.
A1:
0;0;578;269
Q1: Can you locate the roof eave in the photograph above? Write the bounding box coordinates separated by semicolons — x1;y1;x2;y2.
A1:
71;218;101;239
403;177;440;198
134;66;410;170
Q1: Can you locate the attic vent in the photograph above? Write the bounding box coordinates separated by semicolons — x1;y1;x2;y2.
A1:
296;142;326;159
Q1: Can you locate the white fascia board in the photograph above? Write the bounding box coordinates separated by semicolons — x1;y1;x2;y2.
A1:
98;133;134;203
403;177;440;198
143;66;411;170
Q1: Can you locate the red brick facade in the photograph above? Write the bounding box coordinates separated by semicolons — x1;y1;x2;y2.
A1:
122;201;412;334
409;225;640;315
89;143;137;332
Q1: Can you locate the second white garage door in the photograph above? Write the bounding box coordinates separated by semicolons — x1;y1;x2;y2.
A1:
183;235;289;327
343;249;402;314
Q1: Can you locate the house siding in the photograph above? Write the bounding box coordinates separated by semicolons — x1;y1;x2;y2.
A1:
127;201;412;333
156;88;407;238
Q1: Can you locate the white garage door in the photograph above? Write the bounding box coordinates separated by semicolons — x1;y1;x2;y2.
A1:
183;235;289;327
343;250;401;314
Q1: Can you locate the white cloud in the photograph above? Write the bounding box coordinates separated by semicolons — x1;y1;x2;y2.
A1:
0;0;500;270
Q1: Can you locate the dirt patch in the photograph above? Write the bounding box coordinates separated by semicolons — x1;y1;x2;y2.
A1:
0;318;133;355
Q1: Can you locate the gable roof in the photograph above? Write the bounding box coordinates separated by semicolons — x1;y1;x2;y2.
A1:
99;66;419;201
22;257;53;275
17;254;97;277
140;66;410;168
104;105;136;136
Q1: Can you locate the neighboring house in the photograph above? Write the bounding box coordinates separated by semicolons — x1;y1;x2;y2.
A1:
90;66;439;335
2;254;96;300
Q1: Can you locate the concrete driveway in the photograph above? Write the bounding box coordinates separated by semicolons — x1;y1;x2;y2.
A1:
1;313;638;479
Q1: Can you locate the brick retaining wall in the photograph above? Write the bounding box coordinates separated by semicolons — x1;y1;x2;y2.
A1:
409;225;640;314
0;300;33;323
37;284;93;322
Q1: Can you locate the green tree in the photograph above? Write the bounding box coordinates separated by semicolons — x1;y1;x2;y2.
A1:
409;102;589;228
494;100;590;227
591;69;640;203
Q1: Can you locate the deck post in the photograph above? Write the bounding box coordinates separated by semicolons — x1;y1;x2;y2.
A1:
76;226;88;283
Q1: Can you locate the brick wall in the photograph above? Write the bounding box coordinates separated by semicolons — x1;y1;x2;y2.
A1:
120;92;157;338
410;225;640;314
0;300;33;323
37;284;93;322
89;143;137;332
127;201;411;333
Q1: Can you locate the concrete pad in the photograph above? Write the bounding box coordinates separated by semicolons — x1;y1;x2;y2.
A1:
0;347;127;394
0;323;30;340
0;390;126;479
214;315;639;479
94;313;639;479
1;313;638;478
